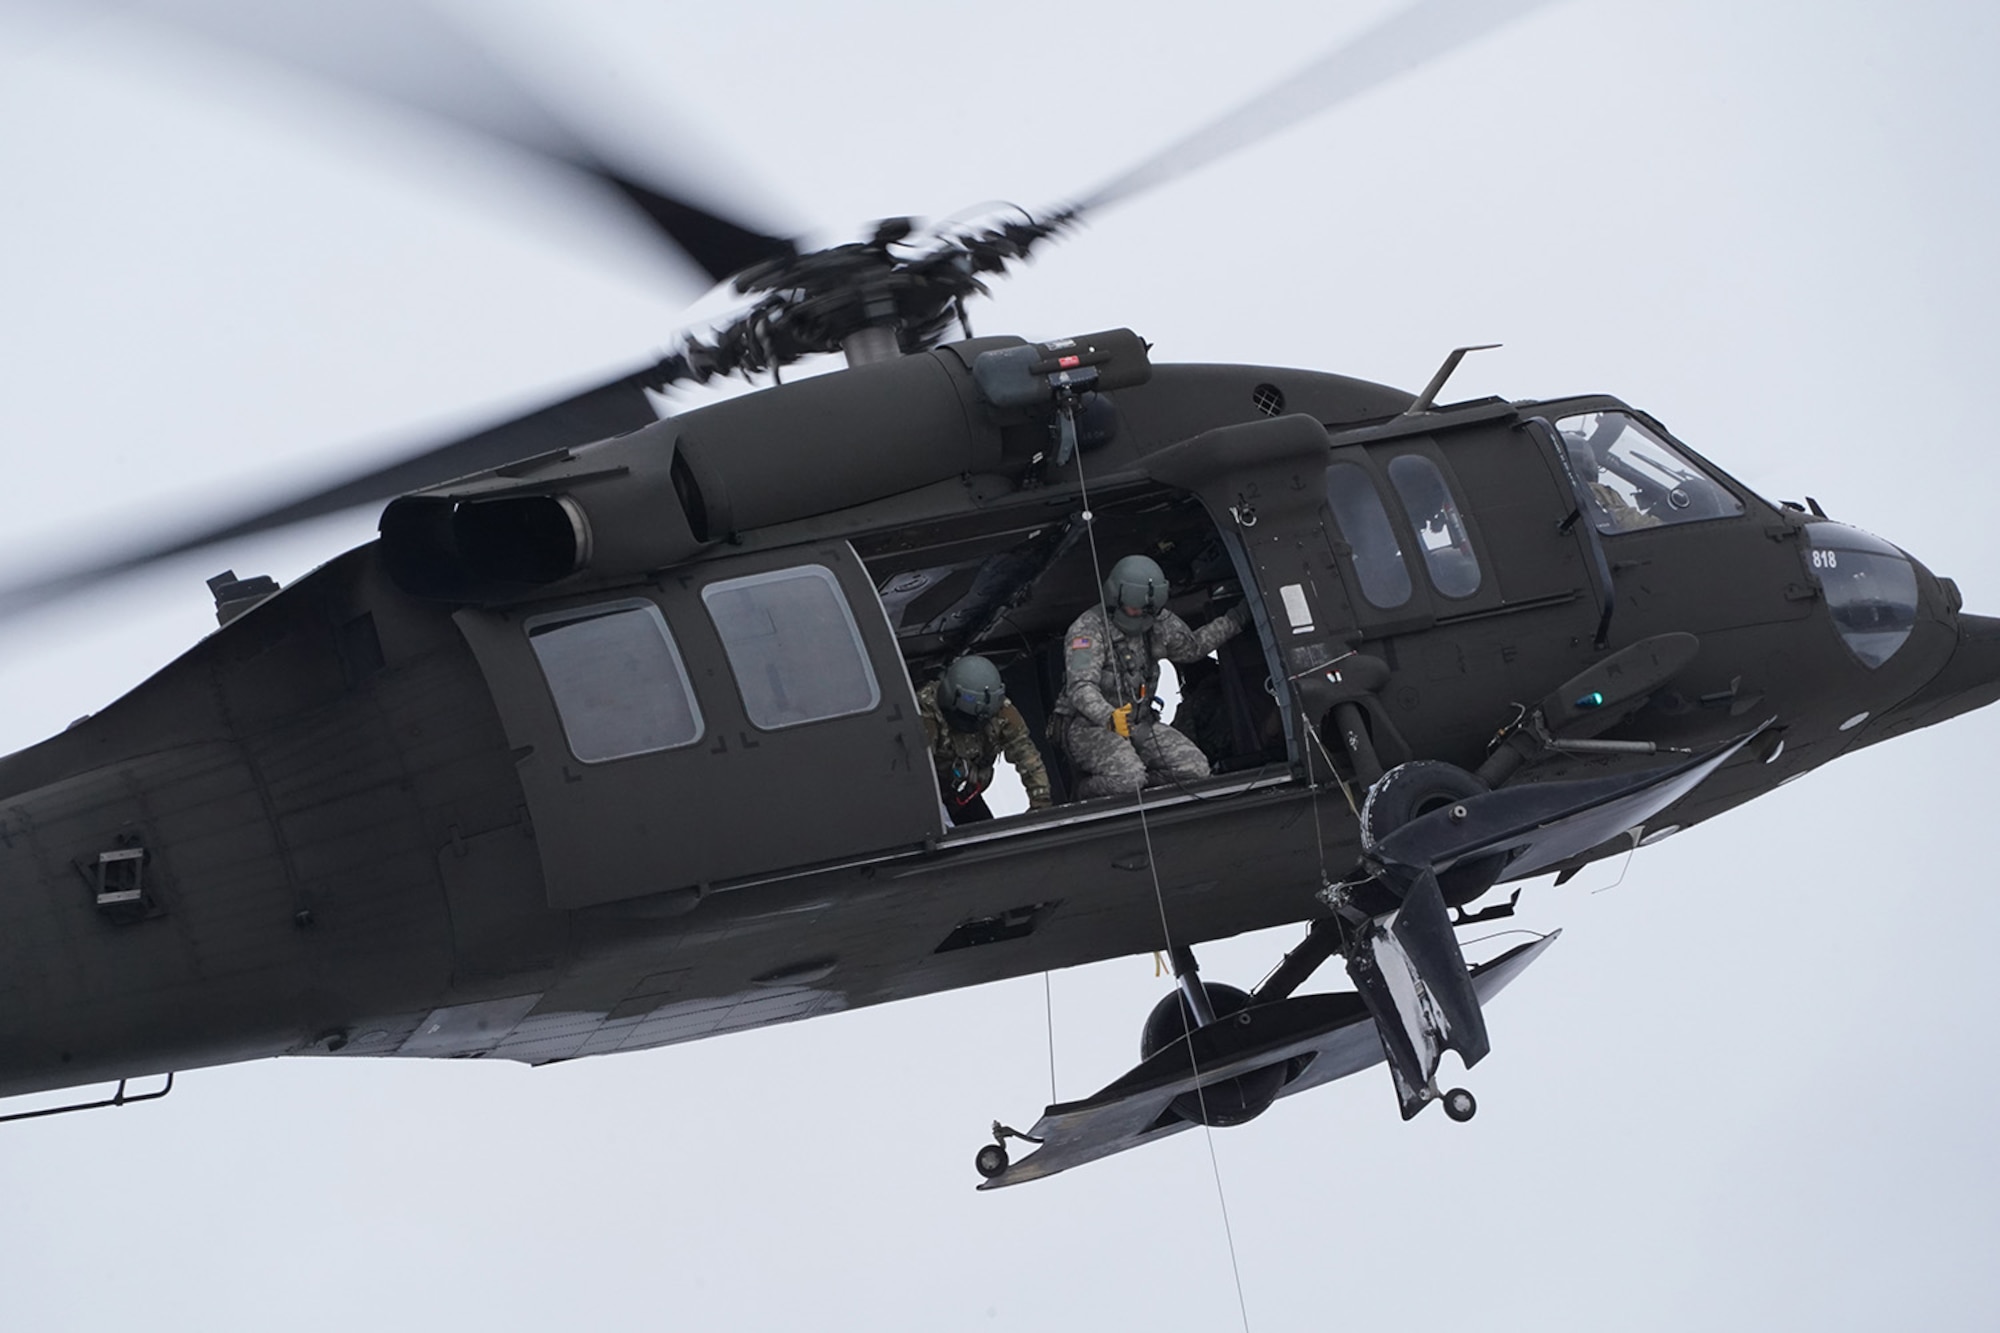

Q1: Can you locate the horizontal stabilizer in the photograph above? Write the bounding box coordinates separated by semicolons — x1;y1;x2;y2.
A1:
978;933;1557;1188
1374;727;1761;885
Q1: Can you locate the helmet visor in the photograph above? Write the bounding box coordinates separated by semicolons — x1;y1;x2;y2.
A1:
950;685;1001;722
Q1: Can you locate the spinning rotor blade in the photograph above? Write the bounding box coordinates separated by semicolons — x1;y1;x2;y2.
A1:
909;0;1564;320
1073;0;1562;214
0;0;1570;624
18;0;794;283
0;369;665;623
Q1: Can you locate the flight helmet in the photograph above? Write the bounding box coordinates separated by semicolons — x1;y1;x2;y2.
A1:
1103;554;1168;634
1561;431;1600;483
939;655;1006;731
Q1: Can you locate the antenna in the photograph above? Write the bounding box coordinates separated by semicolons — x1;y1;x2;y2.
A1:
1404;344;1501;414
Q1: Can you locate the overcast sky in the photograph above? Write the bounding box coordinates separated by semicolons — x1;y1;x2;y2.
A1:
1;2;1996;1329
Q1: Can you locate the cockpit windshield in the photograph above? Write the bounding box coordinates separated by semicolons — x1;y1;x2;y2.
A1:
1556;411;1744;534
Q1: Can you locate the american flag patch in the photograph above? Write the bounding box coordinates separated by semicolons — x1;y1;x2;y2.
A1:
1069;635;1094;650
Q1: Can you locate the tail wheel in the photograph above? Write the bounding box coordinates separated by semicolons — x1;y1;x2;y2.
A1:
974;1143;1010;1179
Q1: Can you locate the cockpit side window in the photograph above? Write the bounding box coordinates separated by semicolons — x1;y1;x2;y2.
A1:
1386;454;1482;599
1557;411;1745;533
1325;461;1412;609
526;600;704;762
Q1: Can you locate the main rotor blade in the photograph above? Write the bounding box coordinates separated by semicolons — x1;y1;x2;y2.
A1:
0;369;663;623
17;0;794;283
1073;0;1563;214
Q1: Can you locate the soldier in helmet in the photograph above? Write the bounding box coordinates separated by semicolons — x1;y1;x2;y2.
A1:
1053;553;1252;799
917;654;1054;823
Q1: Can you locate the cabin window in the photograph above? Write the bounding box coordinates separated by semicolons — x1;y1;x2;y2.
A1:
1803;523;1919;669
1556;411;1744;533
526;600;703;762
1325;462;1412;609
1387;454;1482;599
703;565;882;729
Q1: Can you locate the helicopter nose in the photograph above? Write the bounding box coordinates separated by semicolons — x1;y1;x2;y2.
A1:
1875;612;2000;733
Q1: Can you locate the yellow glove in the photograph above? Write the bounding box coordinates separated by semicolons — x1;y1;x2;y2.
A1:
1109;703;1134;738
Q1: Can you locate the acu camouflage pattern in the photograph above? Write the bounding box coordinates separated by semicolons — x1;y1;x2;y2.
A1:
916;679;1053;810
1053;603;1250;799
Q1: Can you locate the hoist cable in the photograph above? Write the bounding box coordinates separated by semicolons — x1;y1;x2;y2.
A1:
1072;430;1251;1331
1300;705;1333;888
1043;971;1058;1105
1134;789;1253;1333
1305;721;1363;823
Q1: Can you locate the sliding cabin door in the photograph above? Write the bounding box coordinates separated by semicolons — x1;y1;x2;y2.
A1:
456;541;941;909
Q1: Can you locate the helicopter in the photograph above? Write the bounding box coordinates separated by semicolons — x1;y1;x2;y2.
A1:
2;1;1998;1312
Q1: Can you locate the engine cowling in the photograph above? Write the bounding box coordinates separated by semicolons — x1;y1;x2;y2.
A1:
379;345;1014;602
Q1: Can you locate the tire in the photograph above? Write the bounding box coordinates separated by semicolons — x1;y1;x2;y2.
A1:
1442;1087;1477;1122
974;1144;1009;1179
1361;759;1510;903
1359;760;1488;852
1140;982;1286;1127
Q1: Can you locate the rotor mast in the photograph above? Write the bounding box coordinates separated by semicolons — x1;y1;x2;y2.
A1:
841;324;903;367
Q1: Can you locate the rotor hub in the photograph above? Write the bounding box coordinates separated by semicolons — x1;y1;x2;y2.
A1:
643;209;1078;384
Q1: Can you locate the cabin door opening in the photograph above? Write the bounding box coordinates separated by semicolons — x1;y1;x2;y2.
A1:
854;481;1288;818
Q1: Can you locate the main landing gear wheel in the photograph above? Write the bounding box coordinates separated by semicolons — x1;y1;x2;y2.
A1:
974;1143;1009;1179
1359;759;1508;894
1140;981;1286;1127
1441;1087;1477;1122
1359;760;1486;851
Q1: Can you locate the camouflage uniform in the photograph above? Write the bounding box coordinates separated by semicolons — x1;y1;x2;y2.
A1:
916;679;1053;820
1587;481;1662;532
1052;602;1251;799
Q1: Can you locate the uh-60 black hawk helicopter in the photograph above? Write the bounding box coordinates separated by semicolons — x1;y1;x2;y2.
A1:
1;0;1994;1188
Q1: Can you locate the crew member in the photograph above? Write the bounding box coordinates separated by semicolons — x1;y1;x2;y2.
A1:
1563;430;1659;532
918;655;1053;823
1053;554;1252;798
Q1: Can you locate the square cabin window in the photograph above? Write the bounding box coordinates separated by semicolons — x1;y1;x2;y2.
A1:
526;600;703;762
702;565;881;729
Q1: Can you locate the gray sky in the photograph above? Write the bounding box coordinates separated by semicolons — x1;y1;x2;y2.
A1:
1;2;1996;1329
